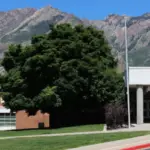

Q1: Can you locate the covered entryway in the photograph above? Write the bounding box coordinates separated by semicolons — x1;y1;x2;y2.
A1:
144;100;150;119
129;67;150;124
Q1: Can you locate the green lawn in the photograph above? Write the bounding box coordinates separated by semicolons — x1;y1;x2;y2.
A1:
0;132;149;150
0;124;104;137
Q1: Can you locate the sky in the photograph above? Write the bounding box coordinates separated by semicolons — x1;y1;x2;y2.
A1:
0;0;150;20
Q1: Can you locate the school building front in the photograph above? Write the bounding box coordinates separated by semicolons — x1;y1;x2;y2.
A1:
129;67;150;124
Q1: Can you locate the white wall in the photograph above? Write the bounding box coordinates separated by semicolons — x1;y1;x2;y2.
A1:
129;67;150;85
0;126;16;131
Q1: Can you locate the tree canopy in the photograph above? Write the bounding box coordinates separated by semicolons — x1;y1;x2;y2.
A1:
0;24;124;112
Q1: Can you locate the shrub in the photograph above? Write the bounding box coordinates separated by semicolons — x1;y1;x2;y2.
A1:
105;102;127;129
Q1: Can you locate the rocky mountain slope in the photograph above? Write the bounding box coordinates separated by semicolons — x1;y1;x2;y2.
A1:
88;14;150;66
0;6;150;67
0;8;36;58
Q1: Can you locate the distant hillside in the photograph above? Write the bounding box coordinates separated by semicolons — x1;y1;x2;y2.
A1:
1;6;150;68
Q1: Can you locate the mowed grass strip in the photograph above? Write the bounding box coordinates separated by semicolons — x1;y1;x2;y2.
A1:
0;131;149;150
0;124;104;137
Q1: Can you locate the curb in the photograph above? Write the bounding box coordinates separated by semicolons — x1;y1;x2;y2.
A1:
121;143;150;150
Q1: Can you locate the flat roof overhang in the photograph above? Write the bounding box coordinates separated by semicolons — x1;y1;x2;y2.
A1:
129;67;150;86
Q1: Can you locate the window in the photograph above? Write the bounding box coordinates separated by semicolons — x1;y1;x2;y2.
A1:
0;113;16;127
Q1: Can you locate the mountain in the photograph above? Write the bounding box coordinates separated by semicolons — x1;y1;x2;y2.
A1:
87;14;150;67
0;6;150;67
0;8;36;58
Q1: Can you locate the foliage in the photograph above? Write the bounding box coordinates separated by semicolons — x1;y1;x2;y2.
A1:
105;101;127;129
0;24;124;112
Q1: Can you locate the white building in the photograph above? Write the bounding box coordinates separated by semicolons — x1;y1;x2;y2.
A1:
0;98;16;130
129;67;150;124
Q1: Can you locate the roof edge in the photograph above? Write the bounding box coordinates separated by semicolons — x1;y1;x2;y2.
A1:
129;66;150;69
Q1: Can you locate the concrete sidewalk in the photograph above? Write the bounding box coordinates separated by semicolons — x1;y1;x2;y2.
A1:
0;124;149;143
104;123;150;132
69;135;150;150
0;124;150;140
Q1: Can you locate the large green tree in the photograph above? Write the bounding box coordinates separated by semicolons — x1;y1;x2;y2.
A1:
0;24;124;112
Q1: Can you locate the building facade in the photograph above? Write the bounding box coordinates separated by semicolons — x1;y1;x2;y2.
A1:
0;98;16;130
129;67;150;124
0;97;50;130
16;110;50;130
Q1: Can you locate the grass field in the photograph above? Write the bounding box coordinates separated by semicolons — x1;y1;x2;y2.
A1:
0;124;104;137
0;131;149;150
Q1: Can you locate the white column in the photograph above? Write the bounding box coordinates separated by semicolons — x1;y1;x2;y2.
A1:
136;85;144;124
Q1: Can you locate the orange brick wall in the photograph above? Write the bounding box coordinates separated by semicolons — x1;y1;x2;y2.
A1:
16;110;50;130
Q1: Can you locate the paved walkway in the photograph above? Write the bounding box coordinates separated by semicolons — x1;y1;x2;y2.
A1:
67;124;150;150
104;123;150;132
0;124;150;140
69;135;150;150
0;131;105;140
0;123;149;150
0;129;149;140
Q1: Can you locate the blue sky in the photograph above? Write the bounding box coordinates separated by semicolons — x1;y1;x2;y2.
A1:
1;0;150;19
